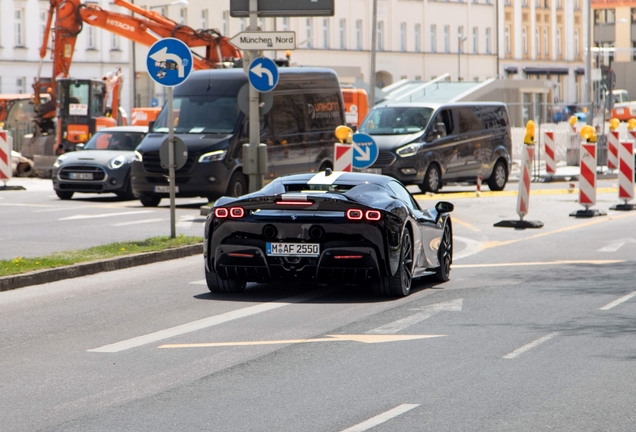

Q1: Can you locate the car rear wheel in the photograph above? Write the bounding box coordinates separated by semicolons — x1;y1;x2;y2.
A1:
205;262;246;293
419;163;441;193
138;193;161;207
226;172;247;197
372;229;413;297
435;222;452;282
55;190;73;200
487;160;508;191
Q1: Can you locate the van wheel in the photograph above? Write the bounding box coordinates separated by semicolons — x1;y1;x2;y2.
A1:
139;194;161;207
419;164;441;193
319;162;332;172
55;190;74;200
227;172;247;197
487;160;508;191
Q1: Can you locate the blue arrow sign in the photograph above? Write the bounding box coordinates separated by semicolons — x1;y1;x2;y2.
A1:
351;133;379;169
146;38;193;87
248;57;279;93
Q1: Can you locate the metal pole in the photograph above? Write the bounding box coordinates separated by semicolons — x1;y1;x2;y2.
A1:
369;0;378;110
586;0;593;125
458;39;461;82
247;0;262;192
168;86;176;238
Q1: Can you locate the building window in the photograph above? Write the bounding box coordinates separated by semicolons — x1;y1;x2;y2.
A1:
574;28;580;56
40;10;47;47
87;26;96;50
282;18;289;31
444;25;450;53
111;33;120;50
415;24;421;52
356;20;362;50
544;28;549;56
535;28;540;55
472;27;478;54
306;18;313;49
632;41;636;61
556;28;562;56
378;21;384;51
594;9;615;24
522;27;528;55
458;26;464;53
160;6;167;17
204;10;210;30
258;18;264;30
544;0;549;7
632;8;636;23
179;8;187;25
339;19;346;49
400;22;407;51
16;77;26;94
15;9;25;47
485;27;491;54
505;26;511;54
557;0;561;8
240;18;246;32
431;24;437;53
322;18;330;49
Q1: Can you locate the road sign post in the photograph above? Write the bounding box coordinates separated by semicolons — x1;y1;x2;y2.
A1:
147;38;193;238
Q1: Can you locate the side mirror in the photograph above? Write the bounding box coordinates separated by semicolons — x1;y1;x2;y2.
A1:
148;121;155;132
76;143;85;151
435;201;454;214
435;122;447;137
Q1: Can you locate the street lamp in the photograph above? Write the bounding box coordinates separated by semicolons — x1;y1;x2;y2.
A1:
458;35;467;82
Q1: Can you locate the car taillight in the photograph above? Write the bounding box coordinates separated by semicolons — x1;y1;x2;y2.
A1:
365;210;381;221
214;208;229;218
346;209;363;220
275;201;313;206
230;207;244;218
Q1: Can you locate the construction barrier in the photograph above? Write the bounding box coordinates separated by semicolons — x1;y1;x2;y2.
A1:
607;130;619;170
543;131;556;175
476;174;482;196
610;141;636;211
570;125;606;217
0;130;12;181
334;143;353;172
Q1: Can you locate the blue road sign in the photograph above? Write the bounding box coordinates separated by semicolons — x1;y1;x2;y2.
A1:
248;57;279;92
351;133;379;169
146;38;193;87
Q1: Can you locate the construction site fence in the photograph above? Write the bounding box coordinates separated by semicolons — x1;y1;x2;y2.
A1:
4;121;33;154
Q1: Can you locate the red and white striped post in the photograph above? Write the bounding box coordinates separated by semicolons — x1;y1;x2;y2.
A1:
543;131;556;176
0;130;12;184
334;144;353;172
610;141;636;211
570;125;606;217
607;130;619;170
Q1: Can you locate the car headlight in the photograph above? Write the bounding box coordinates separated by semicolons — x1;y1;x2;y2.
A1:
134;150;143;162
396;143;422;158
199;149;227;163
108;155;128;169
53;154;68;168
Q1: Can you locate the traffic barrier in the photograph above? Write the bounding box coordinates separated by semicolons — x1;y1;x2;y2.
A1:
607;130;619;170
570;116;578;134
543;131;556;175
476;175;482;196
570;125;606;217
0;130;12;182
334;143;353;172
610;140;636;211
494;121;544;228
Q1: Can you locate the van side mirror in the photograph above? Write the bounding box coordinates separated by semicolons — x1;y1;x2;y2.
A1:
148;121;155;132
435;122;447;137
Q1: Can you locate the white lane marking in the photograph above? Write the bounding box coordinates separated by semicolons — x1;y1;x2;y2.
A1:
367;299;463;334
341;404;420;432
598;238;636;252
453;236;485;260
87;289;335;353
34;206;92;213
502;332;560;359
307;170;345;185
454;260;623;268
599;291;636;310
189;279;206;285
60;210;154;221
112;218;166;227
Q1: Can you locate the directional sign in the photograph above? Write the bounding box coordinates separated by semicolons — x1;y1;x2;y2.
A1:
230;31;296;51
248;57;279;93
351;133;379;169
146;38;193;87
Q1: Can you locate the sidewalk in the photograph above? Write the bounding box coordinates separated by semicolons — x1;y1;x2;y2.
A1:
508;160;619;183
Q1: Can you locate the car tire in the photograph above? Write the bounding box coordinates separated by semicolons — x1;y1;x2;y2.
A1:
434;221;453;283
226;171;247;197
487;160;508;191
419;163;441;193
372;228;413;297
138;193;161;207
55;190;74;200
205;262;246;293
115;176;138;200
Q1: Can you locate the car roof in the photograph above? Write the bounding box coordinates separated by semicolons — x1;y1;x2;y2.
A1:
273;171;396;187
372;101;507;109
95;126;148;133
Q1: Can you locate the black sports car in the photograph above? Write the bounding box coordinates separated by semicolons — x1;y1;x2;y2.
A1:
204;170;454;297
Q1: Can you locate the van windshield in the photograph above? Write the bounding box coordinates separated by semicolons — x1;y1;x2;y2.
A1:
153;95;239;134
360;107;433;135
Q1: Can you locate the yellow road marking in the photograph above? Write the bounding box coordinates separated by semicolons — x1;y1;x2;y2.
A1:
454;259;625;269
450;217;481;232
158;334;445;348
414;187;618;200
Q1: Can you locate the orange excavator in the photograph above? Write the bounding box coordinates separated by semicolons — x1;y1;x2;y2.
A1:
27;0;241;157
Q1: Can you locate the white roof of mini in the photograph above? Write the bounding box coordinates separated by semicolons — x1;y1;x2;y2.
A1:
96;126;148;133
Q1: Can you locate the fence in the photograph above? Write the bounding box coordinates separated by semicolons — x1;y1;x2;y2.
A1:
4;121;33;154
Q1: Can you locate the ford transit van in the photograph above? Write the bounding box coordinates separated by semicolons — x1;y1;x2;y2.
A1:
131;68;345;206
359;102;512;193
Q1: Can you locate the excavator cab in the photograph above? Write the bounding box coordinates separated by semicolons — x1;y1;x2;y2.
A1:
55;78;116;153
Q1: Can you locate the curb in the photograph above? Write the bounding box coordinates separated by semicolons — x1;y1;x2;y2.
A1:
0;244;203;292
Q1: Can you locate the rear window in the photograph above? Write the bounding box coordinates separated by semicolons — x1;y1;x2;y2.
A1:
284;183;355;193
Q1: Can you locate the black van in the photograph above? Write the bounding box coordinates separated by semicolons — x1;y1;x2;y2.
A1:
359;102;512;193
131;68;345;206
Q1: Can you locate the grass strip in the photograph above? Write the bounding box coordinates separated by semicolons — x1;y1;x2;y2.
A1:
0;235;203;277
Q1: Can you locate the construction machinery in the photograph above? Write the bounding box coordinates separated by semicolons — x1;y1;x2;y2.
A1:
26;0;241;160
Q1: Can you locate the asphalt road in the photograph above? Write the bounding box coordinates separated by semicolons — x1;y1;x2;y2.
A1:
2;176;635;431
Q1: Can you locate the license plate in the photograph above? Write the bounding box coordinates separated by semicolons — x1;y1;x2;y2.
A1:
69;172;93;180
154;185;179;193
357;168;382;174
267;242;320;257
